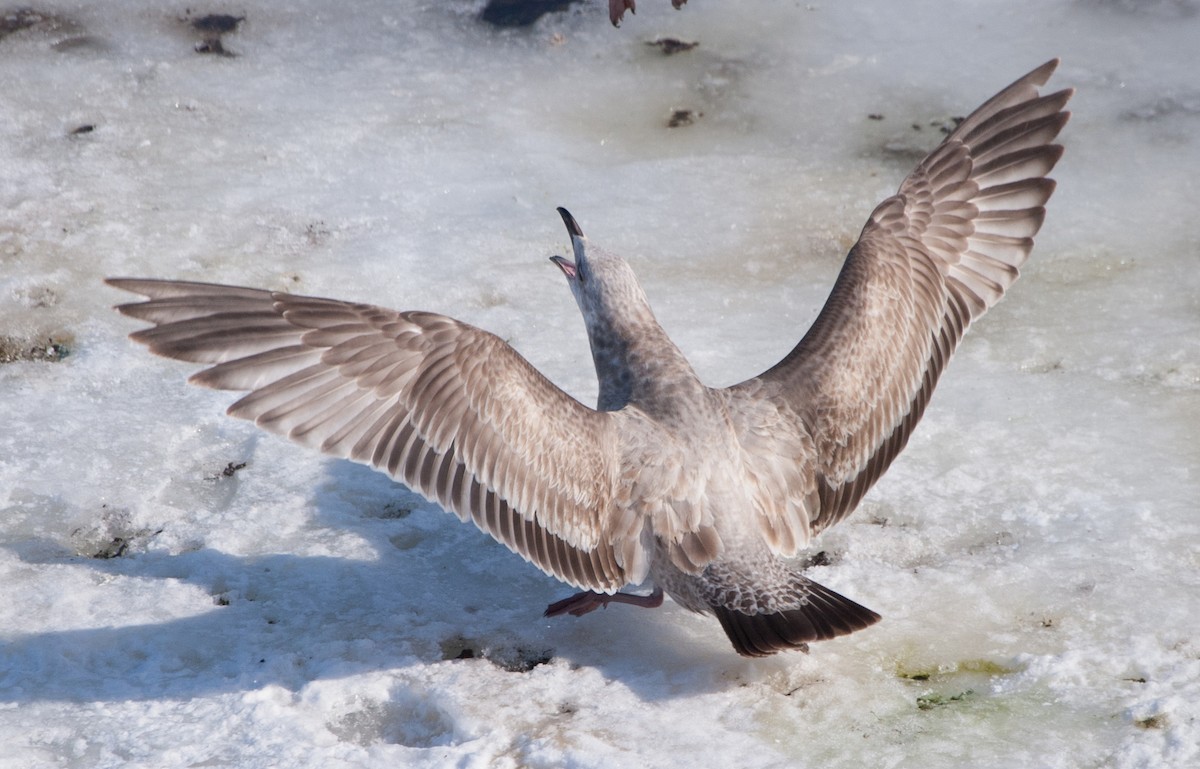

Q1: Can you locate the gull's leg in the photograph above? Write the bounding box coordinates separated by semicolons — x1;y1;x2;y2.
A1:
544;586;663;617
609;0;635;26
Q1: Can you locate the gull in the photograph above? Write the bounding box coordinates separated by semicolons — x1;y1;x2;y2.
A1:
608;1;688;28
108;60;1071;657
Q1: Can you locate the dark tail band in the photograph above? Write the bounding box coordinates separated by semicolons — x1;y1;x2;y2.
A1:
713;579;881;657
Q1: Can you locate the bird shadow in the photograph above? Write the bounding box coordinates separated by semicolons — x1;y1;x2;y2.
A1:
1;459;742;705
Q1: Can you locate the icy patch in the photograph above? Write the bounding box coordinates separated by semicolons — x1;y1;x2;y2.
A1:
1;0;1198;767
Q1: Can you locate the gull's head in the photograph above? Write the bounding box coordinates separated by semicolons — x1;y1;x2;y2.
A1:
549;207;648;326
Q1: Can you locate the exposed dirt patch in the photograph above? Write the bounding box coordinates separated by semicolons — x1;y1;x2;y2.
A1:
1134;713;1168;730
370;500;415;519
204;460;248;481
70;506;162;559
0;7;88;46
0;7;41;38
182;11;244;56
439;634;553;672
190;13;243;34
1;7;62;39
916;689;975;710
647;37;698;55
0;334;71;363
667;108;701;128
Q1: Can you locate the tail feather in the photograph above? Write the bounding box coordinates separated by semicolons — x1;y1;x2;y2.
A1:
712;579;881;657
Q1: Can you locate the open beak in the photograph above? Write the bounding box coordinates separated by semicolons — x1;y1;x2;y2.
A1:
551;207;584;279
549;254;577;279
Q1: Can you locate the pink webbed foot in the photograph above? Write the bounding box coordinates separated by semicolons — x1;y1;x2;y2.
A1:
609;0;635;26
544;587;664;617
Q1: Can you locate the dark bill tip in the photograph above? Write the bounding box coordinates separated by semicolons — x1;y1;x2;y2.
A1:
557;207;584;239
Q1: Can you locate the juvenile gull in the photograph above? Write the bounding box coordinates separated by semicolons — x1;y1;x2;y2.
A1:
108;60;1071;657
608;1;688;27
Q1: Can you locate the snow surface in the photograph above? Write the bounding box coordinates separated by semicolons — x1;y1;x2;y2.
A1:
2;1;1198;767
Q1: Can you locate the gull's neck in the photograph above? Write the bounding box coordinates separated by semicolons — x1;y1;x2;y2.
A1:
583;292;703;419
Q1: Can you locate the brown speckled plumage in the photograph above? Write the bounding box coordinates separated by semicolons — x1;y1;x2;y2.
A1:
108;60;1070;657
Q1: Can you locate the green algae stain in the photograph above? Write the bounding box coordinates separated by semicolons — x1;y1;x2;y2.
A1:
896;657;1024;682
895;657;1025;712
917;689;976;710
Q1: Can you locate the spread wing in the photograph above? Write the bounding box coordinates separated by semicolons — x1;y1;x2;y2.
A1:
107;278;635;592
732;59;1072;544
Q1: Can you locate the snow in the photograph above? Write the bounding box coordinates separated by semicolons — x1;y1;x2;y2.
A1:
1;0;1198;767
